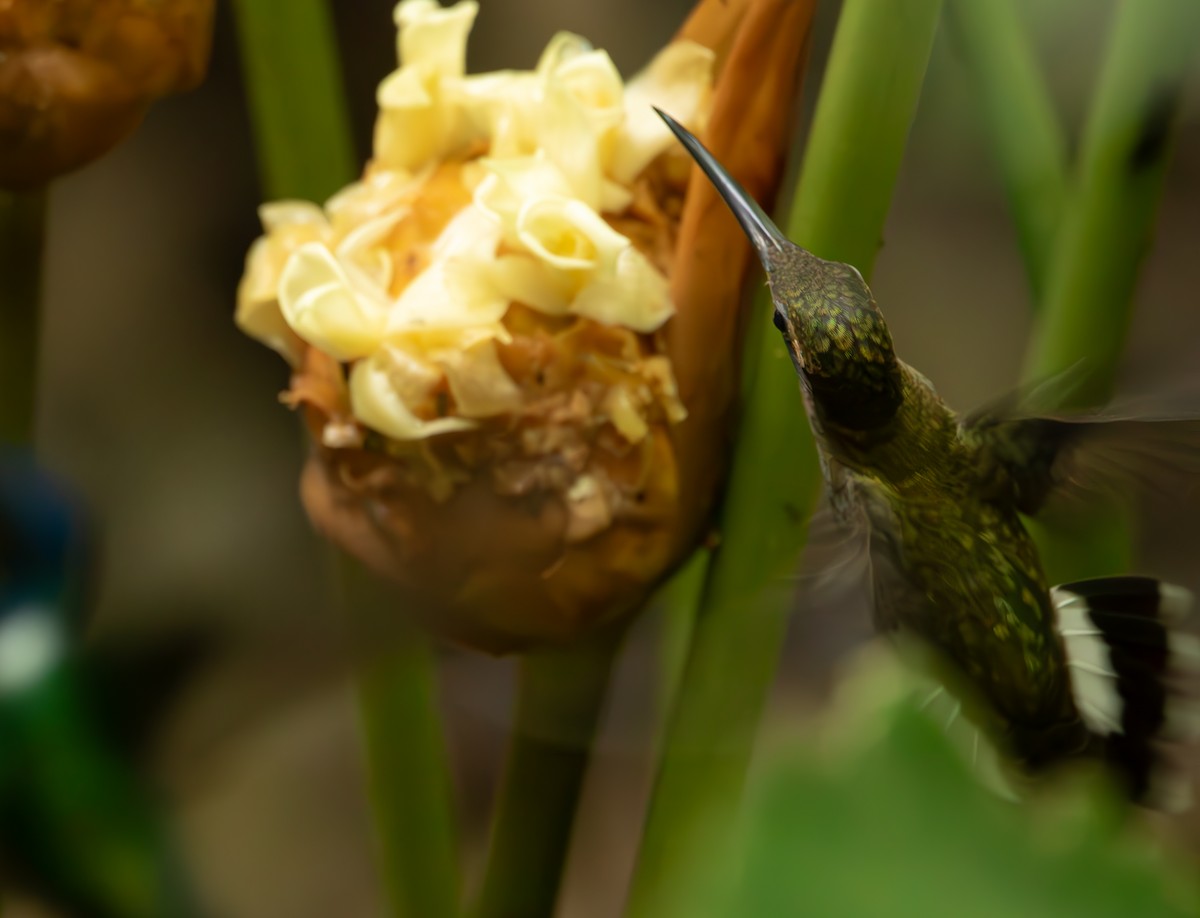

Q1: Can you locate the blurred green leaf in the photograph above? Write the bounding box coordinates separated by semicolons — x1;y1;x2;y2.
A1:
682;652;1195;918
947;0;1068;304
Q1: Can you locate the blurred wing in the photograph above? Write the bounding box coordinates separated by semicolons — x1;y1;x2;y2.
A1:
964;405;1200;516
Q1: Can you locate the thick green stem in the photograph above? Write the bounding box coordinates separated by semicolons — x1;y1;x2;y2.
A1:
947;0;1067;303
1022;0;1200;404
230;0;357;202
343;561;460;918
474;627;622;918
231;4;460;914
1020;0;1200;582
653;550;710;733
626;3;943;916
0;189;47;444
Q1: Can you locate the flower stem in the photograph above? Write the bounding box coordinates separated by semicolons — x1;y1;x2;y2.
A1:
1020;0;1200;582
654;550;709;730
231;4;460;914
1022;0;1200;405
229;0;357;202
342;560;460;918
946;0;1068;304
474;626;623;918
0;189;47;444
626;3;943;915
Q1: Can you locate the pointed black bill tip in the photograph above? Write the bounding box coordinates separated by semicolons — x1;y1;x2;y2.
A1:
653;107;788;261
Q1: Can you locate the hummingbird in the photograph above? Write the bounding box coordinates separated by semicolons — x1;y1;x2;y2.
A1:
0;451;205;918
657;109;1200;808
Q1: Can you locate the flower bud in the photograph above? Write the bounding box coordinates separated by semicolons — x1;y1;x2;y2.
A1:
0;0;214;188
239;0;813;652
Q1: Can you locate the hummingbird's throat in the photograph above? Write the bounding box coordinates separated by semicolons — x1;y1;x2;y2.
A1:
769;264;903;433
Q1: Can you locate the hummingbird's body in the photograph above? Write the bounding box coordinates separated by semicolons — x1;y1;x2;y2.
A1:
768;245;1086;771
659;109;1198;805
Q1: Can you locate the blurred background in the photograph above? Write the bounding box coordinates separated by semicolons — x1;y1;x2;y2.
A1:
17;0;1200;915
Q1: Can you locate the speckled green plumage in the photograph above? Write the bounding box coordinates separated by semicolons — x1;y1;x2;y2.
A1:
656;104;1200;803
765;241;1087;767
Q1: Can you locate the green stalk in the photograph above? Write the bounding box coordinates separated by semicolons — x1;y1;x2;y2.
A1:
653;550;710;731
0;189;47;444
231;5;459;915
1023;0;1200;404
343;561;460;918
474;627;623;918
626;3;944;916
1020;0;1200;582
946;0;1068;303
230;0;357;202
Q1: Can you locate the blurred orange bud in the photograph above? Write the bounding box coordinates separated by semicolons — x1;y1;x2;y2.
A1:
0;0;214;188
238;0;814;652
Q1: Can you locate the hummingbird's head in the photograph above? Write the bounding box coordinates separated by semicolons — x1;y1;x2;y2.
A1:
656;109;903;433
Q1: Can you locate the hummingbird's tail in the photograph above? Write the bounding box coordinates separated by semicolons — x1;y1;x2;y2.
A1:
1051;576;1200;810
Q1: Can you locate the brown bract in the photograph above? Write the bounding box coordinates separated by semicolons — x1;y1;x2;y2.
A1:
297;0;815;653
0;0;214;188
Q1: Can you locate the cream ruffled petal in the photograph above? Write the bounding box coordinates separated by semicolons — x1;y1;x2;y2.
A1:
482;254;576;314
437;338;523;418
395;0;478;76
537;76;602;209
610;40;714;185
279;242;389;361
350;346;476;440
516;196;628;271
236;237;306;365
259;200;328;234
388;205;509;331
570;245;673;332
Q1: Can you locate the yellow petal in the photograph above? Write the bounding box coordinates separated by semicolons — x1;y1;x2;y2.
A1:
336;209;408;291
555;49;625;135
437;338;522;418
395;0;478;77
236;237;305;365
474;155;575;234
604;386;650;443
483;254;575;314
641;355;688;423
388;204;509;331
599;179;633;214
432;199;504;259
374;68;444;171
450;70;539;158
611;40;714;185
374;0;482;171
570;246;674;332
350;346;475;440
327;168;428;231
535;32;594;80
279;242;389;361
537;76;602;208
391;324;510;352
516;196;629;271
259;200;328;234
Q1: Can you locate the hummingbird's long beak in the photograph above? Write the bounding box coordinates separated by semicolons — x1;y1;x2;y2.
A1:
655;107;788;261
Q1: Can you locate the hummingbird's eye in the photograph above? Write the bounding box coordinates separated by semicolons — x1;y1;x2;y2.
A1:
772;310;787;334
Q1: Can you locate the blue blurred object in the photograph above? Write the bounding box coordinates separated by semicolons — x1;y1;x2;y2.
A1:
0;450;203;918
